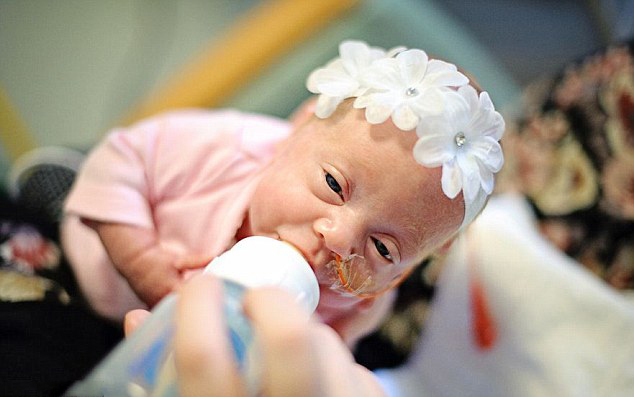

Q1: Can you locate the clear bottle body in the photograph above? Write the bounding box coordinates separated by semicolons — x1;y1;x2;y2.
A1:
65;279;256;397
64;236;319;397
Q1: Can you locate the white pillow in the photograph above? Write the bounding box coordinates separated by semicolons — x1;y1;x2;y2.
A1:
375;194;634;397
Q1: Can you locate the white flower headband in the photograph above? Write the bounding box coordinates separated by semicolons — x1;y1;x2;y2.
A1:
306;40;505;229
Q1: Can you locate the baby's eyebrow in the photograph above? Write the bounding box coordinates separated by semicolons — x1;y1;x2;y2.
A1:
397;222;424;255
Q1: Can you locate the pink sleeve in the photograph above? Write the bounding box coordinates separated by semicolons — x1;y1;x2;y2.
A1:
64;110;244;229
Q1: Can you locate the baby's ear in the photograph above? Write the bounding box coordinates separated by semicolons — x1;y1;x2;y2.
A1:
289;96;317;128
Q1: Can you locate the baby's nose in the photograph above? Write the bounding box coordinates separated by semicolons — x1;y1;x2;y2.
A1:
312;216;358;258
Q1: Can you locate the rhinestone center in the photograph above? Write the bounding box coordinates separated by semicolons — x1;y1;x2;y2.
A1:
455;132;466;148
405;87;419;97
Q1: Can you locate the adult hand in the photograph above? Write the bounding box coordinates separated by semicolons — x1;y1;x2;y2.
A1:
125;274;387;397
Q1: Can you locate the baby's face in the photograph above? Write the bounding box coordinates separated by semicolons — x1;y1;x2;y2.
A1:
241;104;464;312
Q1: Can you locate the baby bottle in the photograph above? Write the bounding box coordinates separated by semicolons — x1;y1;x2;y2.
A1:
64;236;320;397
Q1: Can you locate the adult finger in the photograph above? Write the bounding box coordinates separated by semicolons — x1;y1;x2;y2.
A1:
174;274;245;397
123;309;151;337
243;288;318;397
309;325;388;397
350;364;388;396
174;254;215;270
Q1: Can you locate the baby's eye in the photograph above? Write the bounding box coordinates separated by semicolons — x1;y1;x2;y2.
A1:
372;237;393;261
325;172;343;199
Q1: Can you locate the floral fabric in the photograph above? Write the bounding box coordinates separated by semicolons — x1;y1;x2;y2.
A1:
0;198;73;304
501;41;634;290
0;196;123;396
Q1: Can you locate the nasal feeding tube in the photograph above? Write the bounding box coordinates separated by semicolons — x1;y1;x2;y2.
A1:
326;252;405;297
327;253;374;296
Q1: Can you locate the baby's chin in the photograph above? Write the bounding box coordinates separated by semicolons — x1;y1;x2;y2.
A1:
315;285;365;321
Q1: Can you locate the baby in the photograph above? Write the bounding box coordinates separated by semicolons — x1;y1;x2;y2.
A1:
61;40;504;342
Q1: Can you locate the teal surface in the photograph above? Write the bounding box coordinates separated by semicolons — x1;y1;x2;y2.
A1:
0;0;520;178
223;0;520;118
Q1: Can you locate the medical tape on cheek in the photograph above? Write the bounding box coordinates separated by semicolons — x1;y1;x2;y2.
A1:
326;254;376;297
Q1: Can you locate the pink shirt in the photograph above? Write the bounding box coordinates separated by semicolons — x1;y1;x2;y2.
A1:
61;109;290;320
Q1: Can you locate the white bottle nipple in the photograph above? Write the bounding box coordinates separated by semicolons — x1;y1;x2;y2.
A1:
204;236;320;313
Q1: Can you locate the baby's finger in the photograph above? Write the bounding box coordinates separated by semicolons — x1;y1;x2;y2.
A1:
174;274;245;397
174;254;214;270
179;268;204;283
123;309;151;337
244;288;318;397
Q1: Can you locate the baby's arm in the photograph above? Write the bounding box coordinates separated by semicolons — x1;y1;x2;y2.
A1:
92;221;210;308
92;221;179;307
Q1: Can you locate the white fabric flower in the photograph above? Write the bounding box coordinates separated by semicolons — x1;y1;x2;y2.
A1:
353;49;469;130
413;85;505;203
304;40;505;211
306;41;393;118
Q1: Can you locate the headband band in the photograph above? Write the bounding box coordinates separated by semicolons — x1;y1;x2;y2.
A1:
306;40;505;229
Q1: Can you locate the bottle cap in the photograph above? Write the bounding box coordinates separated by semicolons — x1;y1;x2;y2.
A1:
204;236;320;313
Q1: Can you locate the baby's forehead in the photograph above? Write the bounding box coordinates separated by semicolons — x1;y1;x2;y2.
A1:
318;103;418;148
380;165;463;249
309;107;437;191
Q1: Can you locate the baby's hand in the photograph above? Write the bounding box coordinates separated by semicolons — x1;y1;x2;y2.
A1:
123;244;185;307
127;250;216;307
93;221;213;308
175;254;215;283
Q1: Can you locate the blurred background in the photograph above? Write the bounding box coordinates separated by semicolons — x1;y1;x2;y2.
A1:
1;0;632;175
2;2;634;393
